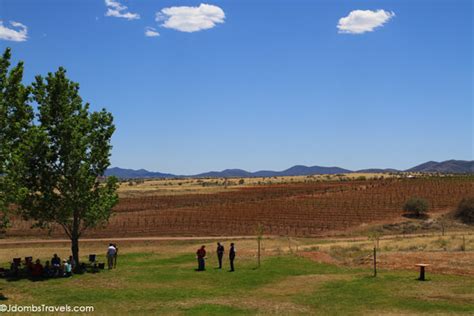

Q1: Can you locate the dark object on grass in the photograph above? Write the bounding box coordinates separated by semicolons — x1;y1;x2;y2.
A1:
217;243;224;269
89;254;96;263
229;243;236;272
78;262;87;274
415;263;430;281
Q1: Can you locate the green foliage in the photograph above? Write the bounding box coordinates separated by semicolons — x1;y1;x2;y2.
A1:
403;197;429;217
455;197;474;224
367;229;383;248
0;48;32;230
1;49;118;262
13;67;118;236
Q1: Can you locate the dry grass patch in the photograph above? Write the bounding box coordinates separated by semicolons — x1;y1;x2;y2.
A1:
259;273;351;297
168;296;311;315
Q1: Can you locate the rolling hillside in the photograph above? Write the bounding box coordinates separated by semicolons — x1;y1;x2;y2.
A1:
106;159;473;179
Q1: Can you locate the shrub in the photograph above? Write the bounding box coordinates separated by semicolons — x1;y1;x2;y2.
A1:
403;197;429;218
455;197;474;224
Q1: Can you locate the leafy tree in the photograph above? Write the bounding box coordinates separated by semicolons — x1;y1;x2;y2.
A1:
455;197;474;224
403;197;429;218
10;66;118;266
367;229;383;249
0;48;32;233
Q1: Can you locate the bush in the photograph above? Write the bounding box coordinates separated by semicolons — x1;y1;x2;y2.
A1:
403;197;429;218
455;197;474;224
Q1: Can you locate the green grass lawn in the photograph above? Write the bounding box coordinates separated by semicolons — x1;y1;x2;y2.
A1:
1;252;473;315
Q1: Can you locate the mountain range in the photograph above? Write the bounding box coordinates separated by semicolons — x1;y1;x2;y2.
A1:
104;160;473;179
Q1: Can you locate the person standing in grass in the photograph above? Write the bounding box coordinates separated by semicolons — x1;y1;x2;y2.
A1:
216;242;224;269
107;243;117;270
196;245;206;271
113;244;118;268
229;243;236;272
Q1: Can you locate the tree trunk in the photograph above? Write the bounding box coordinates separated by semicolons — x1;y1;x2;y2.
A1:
71;235;80;271
71;210;80;272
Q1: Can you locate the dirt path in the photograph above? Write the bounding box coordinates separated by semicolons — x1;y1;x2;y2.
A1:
1;231;470;246
0;235;258;245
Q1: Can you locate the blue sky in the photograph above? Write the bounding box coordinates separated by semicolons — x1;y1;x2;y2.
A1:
1;0;472;174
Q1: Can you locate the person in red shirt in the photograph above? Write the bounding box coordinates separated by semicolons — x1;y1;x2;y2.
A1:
31;259;44;278
196;245;206;271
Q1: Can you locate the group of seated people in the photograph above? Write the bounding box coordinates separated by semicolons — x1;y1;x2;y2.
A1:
6;254;76;279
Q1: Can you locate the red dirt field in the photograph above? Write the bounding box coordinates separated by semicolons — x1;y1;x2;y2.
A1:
5;177;474;238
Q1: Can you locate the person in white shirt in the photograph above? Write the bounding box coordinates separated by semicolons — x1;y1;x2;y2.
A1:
106;243;117;270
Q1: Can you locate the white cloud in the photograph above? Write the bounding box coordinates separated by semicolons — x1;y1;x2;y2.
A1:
156;3;225;33
105;0;140;20
337;9;395;34
0;20;28;42
145;27;159;37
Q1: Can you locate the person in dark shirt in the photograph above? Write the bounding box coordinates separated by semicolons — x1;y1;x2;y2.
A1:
68;255;76;272
113;244;118;268
216;242;224;269
9;260;19;277
51;254;61;277
43;261;53;278
31;259;44;278
229;243;236;272
196;245;206;271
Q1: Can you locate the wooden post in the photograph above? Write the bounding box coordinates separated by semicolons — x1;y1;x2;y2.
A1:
373;247;377;277
419;266;425;281
257;237;261;268
256;223;264;268
416;264;429;281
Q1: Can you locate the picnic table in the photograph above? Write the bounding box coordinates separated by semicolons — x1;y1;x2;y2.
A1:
415;263;430;281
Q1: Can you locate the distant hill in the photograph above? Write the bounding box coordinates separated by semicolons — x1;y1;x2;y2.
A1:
405;160;474;173
195;169;253;178
104;167;176;179
254;165;351;177
356;168;400;173
105;160;473;179
196;166;350;178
